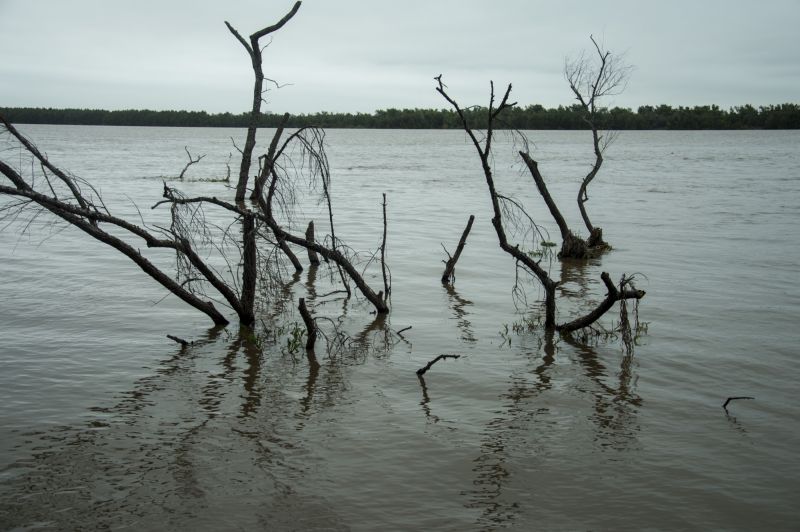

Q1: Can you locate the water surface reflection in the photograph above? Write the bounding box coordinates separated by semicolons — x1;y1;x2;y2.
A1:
464;331;642;529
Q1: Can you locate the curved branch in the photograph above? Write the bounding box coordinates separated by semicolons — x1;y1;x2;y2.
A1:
1;116;94;214
0;166;229;325
556;272;645;332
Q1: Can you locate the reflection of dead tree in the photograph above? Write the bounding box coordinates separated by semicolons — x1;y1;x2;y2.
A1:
445;284;476;343
441;214;475;284
435;77;644;331
566;35;633;249
178;146;206;180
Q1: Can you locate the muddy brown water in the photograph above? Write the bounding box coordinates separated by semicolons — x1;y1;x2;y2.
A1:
1;126;799;530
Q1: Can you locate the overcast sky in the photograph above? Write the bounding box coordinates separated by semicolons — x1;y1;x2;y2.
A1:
1;0;798;114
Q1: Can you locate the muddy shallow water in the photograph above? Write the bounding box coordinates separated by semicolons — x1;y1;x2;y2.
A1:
1;126;799;530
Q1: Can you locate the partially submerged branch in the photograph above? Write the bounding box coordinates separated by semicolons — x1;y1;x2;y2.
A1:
252;122;389;314
435;77;644;331
441;214;475;284
381;193;390;301
416;354;461;377
298;297;317;351
519;151;589;259
0;153;230;326
436;77;558;327
556;272;645;332
178;146;206;180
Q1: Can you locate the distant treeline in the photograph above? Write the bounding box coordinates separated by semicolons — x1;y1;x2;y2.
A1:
2;103;799;129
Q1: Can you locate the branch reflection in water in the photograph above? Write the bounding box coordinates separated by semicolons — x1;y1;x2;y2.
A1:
445;283;476;343
464;329;643;527
1;321;388;530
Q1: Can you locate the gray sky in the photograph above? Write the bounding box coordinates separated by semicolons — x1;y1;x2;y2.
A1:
1;0;798;114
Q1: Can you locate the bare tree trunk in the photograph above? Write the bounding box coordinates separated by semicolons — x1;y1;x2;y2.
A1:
436;78;560;329
226;2;301;202
239;213;257;326
566;35;631;249
251;112;290;200
441;214;475;284
298;297;317;351
381;193;390;301
519;151;589;259
305;220;320;265
577;133;602;238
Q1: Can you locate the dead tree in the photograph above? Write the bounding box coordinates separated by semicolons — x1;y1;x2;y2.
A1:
435;77;644;331
0;117;236;326
226;1;301;202
0;2;390;332
565;35;633;248
227;7;388;314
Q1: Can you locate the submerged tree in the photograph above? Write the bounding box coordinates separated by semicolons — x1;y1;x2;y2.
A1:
0;1;389;332
517;36;632;258
565;35;633;249
435;76;644;332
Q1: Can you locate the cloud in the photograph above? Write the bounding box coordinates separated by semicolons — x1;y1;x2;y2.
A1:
1;0;798;112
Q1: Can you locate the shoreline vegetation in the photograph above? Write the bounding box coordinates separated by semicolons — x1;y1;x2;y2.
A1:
2;103;798;129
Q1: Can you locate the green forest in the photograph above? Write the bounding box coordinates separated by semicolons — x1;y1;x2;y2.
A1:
2;103;799;129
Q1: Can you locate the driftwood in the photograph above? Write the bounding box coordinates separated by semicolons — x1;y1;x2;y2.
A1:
556;272;645;332
441;214;475;284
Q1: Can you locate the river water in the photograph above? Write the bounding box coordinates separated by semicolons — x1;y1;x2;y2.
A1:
1;125;798;530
